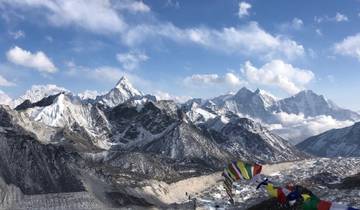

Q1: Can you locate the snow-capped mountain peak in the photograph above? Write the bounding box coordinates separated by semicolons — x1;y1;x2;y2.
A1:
13;84;70;107
291;90;329;105
233;87;277;108
275;89;358;120
115;76;142;96
96;76;143;107
234;87;253;99
255;88;277;108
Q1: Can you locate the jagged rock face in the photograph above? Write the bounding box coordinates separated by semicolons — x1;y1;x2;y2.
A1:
15;92;63;111
106;101;233;169
107;101;178;146
203;114;305;163
140;121;232;168
16;93;112;150
273;90;360;121
297;122;360;157
0;106;84;195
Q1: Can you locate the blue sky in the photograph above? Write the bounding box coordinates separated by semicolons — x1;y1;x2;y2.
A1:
1;0;360;110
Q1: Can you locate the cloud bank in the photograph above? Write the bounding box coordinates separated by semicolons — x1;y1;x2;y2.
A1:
271;112;354;144
116;51;148;71
184;73;243;87
334;33;360;61
0;74;15;87
6;46;57;73
243;60;314;94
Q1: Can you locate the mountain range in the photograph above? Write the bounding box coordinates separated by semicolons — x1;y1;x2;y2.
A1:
183;87;359;143
10;77;303;163
3;76;359;147
0;76;359;208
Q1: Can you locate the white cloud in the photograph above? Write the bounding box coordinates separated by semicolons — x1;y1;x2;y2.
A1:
308;48;317;58
164;0;180;9
77;90;103;100
6;46;57;73
1;1;304;60
66;63;146;87
315;12;349;23
184;72;243;87
9;30;25;39
243;60;314;94
271;112;354;143
114;0;151;13
154;90;191;103
291;18;303;30
129;1;150;13
334;33;360;60
116;51;148;71
0;74;15;86
45;35;53;42
279;18;303;31
327;75;335;83
335;12;348;22
0;90;12;106
88;66;124;83
314;16;323;23
0;0;127;34
124;22;305;60
238;2;251;18
315;28;322;36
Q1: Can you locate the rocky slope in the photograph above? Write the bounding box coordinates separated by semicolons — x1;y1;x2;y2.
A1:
195;158;360;209
106;100;233;168
0;106;84;195
203;113;305;163
296;122;360;157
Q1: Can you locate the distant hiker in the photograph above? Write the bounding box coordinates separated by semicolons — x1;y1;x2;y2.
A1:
188;195;191;200
186;192;188;196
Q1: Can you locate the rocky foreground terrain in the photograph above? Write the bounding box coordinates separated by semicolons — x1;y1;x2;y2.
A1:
1;157;359;209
